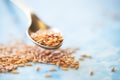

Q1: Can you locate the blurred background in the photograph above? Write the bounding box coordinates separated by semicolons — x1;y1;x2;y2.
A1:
0;0;120;80
0;0;120;47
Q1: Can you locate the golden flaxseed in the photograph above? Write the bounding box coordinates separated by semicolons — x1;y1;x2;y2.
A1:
36;66;40;71
89;70;94;75
31;30;63;47
49;67;56;71
111;67;116;72
79;57;84;61
56;61;60;67
32;59;38;63
18;64;24;67
81;53;92;58
45;74;52;78
0;42;79;73
75;65;79;70
25;63;32;66
61;67;68;71
11;70;19;74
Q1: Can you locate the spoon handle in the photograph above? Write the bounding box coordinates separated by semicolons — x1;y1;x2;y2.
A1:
11;0;31;27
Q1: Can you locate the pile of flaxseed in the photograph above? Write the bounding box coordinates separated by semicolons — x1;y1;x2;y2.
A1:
31;30;63;47
0;41;79;73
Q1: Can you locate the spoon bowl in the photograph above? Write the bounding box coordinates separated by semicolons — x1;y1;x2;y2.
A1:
11;0;63;49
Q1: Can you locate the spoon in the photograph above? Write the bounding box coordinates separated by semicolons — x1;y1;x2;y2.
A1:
11;0;63;49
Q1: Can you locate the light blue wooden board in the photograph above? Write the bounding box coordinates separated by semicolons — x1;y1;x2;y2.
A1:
0;0;120;80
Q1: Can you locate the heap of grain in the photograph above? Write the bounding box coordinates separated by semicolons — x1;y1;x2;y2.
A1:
0;42;79;73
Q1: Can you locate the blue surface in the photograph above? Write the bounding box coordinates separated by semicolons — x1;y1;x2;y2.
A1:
0;0;120;80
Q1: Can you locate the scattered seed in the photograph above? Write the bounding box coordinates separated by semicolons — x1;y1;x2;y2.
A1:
33;59;38;63
75;65;79;70
45;74;52;78
0;41;79;73
1;68;7;73
111;67;116;72
61;67;68;71
87;55;92;58
81;53;92;58
11;70;19;74
79;57;84;61
50;62;55;65
25;63;32;66
89;70;94;76
36;66;40;71
18;64;24;67
56;61;60;67
49;67;56;71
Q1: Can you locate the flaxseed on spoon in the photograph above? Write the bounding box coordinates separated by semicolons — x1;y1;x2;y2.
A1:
31;29;63;47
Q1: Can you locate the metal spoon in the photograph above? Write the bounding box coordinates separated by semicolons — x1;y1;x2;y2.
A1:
11;0;63;49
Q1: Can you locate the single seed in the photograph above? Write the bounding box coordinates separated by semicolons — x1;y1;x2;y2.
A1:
87;55;92;58
25;63;32;66
81;53;92;58
50;62;55;65
75;65;79;70
79;57;84;61
11;70;19;74
33;59;38;63
1;69;7;73
36;66;40;71
49;67;56;71
45;74;52;78
56;61;60;67
73;61;79;65
89;70;94;76
61;67;68;71
18;64;24;67
111;67;116;72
